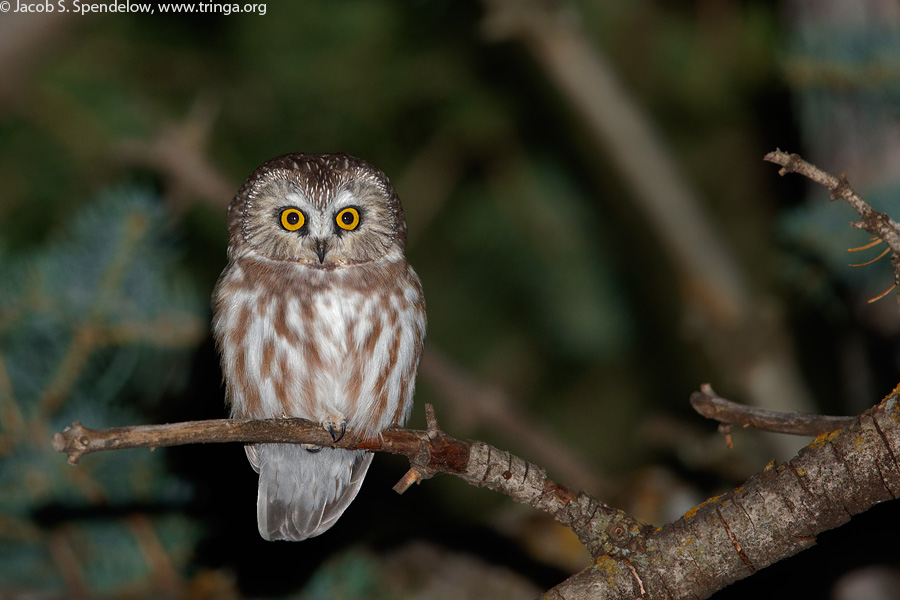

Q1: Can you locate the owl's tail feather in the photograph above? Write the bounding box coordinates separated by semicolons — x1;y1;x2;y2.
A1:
247;443;373;541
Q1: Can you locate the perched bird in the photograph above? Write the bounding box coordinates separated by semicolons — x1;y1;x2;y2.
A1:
212;153;426;541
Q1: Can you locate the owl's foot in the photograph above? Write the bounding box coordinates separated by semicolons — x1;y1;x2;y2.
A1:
322;415;347;443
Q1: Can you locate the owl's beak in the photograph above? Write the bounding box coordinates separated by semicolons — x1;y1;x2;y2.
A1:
314;239;328;264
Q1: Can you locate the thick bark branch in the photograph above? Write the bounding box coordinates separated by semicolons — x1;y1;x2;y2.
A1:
545;388;900;598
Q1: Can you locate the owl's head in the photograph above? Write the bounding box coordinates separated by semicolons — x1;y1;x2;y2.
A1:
226;153;408;267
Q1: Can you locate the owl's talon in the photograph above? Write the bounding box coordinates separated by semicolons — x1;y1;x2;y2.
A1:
327;421;347;443
302;443;322;453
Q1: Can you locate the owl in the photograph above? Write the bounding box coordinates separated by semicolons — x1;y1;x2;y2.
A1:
212;153;426;541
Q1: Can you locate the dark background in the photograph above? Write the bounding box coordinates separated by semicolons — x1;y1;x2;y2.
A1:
2;1;900;598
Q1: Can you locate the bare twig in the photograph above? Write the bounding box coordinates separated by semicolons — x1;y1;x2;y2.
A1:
765;149;900;307
691;383;853;436
51;404;638;553
52;415;420;467
764;149;900;256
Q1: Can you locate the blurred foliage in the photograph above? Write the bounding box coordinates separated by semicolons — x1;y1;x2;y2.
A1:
1;0;898;598
0;189;204;594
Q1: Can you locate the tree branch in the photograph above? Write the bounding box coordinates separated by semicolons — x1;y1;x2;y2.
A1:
691;383;854;436
544;388;900;599
764;149;900;256
51;404;642;555
765;149;900;303
53;388;900;599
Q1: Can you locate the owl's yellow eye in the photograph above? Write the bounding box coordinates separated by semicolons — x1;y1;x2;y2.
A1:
280;208;305;231
335;207;360;231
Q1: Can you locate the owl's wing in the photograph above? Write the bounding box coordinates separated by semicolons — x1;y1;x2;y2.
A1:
254;443;373;541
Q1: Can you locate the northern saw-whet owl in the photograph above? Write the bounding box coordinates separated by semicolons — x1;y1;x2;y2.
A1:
212;153;426;541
